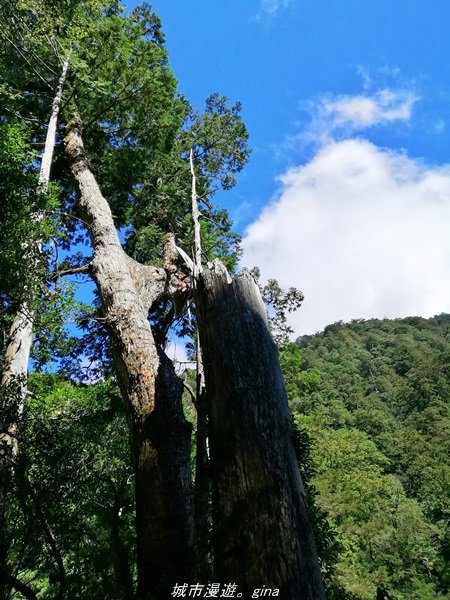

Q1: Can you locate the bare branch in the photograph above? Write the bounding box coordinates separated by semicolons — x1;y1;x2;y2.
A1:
52;263;93;280
2;106;40;124
11;16;59;76
6;575;38;600
182;381;197;406
175;245;194;272
45;210;90;229
190;148;203;278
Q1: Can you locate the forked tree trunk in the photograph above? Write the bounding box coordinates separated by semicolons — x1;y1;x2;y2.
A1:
196;262;325;599
65;121;194;600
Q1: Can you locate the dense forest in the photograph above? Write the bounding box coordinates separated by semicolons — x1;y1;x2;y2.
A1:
283;314;450;599
1;1;448;599
2;314;449;598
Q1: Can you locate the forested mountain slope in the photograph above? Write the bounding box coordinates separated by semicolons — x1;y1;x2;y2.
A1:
284;314;450;599
6;314;449;598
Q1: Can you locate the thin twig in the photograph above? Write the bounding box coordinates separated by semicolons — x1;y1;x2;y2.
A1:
0;27;52;90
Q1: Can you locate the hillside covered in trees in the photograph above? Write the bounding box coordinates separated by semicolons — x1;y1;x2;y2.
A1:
3;315;448;598
283;314;450;599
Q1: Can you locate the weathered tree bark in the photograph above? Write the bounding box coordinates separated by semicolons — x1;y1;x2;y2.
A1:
196;261;325;599
65;121;194;600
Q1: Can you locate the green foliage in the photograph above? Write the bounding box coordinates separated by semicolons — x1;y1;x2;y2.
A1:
290;416;342;582
279;343;320;401
125;92;249;271
0;0;109;131
251;269;304;347
0;110;81;374
0;0;249;369
187;93;250;191
285;315;450;599
3;4;448;599
6;374;135;599
70;3;183;222
0;122;39;308
0;122;67;368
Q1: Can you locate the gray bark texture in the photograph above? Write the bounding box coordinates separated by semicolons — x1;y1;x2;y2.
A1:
65;121;194;600
195;261;325;599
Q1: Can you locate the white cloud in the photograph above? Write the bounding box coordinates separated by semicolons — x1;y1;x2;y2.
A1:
253;0;294;20
325;89;417;127
241;139;450;335
299;88;419;146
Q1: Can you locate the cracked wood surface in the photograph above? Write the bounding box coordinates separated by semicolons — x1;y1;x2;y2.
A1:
196;262;325;599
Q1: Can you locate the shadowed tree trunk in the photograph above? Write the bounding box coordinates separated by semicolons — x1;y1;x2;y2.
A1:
5;575;38;600
65;120;194;600
193;340;211;579
0;310;34;599
196;261;325;600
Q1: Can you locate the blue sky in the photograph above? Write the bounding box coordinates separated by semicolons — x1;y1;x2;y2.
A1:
127;0;450;335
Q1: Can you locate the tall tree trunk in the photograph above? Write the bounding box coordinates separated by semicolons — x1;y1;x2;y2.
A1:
193;339;211;579
187;149;211;578
196;261;325;599
0;51;71;595
1;48;71;431
0;308;33;596
65;121;194;600
37;50;71;194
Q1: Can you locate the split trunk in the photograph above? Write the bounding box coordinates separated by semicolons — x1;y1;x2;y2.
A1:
196;262;325;599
